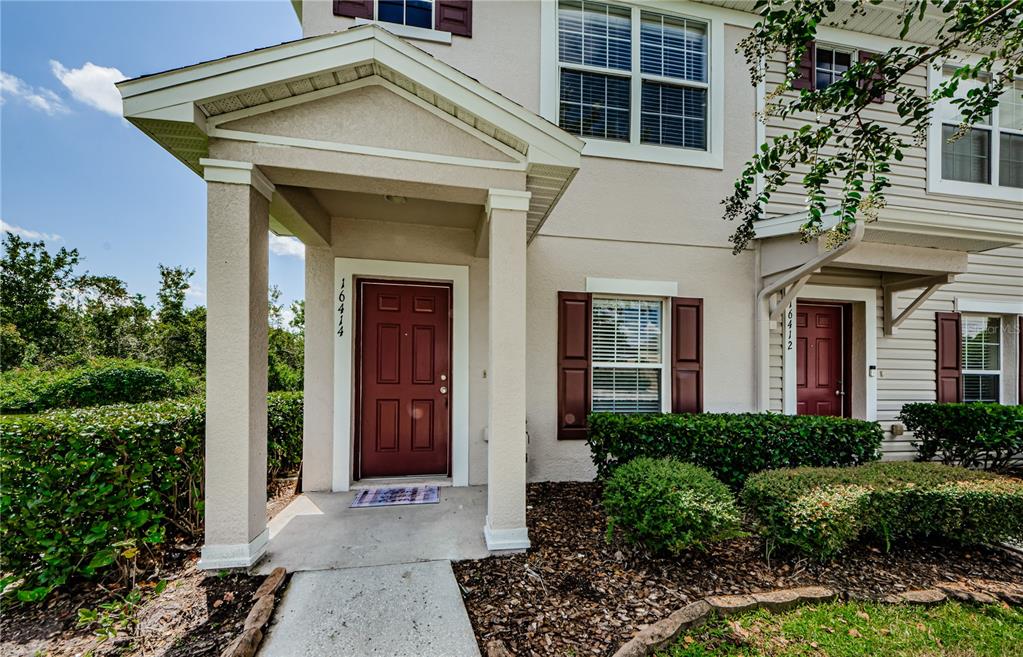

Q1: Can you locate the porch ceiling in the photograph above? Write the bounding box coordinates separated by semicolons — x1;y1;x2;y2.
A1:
117;25;583;242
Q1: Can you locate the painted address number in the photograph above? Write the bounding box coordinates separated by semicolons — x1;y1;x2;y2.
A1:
337;279;346;337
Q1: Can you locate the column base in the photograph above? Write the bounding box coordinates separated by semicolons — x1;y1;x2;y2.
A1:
483;516;530;551
198;528;269;570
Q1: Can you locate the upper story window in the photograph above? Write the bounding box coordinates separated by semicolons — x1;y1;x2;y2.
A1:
378;0;433;29
591;297;664;413
814;46;852;90
556;0;709;151
961;315;1001;403
929;66;1023;200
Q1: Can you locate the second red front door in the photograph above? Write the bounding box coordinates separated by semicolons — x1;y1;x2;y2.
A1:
795;303;846;417
358;280;451;478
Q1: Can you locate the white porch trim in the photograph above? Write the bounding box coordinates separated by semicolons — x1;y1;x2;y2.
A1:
200;159;274;201
332;258;470;491
198;527;268;570
782;285;878;421
483;520;530;551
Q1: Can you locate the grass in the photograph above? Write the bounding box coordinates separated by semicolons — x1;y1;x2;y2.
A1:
658;601;1023;657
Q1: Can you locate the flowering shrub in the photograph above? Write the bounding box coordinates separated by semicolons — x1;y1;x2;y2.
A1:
742;462;1023;559
603;457;743;554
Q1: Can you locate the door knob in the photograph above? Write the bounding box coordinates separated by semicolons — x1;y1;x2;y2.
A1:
440;386;448;394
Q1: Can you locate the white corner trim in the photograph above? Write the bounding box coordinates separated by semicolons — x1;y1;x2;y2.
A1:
333;259;471;491
956;298;1023;315
352;17;453;44
782;285;878;422
198;528;268;570
199;158;275;201
483;519;530;551
486;189;531;214
586;277;678;298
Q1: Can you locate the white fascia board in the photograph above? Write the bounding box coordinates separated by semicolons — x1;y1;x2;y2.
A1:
754;209;840;239
956;298;1023;315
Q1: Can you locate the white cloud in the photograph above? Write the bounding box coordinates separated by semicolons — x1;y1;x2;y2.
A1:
0;218;62;242
269;234;305;259
185;285;206;302
0;71;67;115
50;60;126;116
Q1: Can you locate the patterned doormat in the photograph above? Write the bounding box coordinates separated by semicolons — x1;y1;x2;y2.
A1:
350;485;440;508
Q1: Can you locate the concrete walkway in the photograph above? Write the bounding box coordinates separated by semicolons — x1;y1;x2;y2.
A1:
259;561;481;657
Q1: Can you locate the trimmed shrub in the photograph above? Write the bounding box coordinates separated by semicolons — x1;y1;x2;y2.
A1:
741;462;1023;559
0;392;302;600
0;359;200;413
603;457;743;554
588;412;883;489
267;391;303;479
899;402;1023;472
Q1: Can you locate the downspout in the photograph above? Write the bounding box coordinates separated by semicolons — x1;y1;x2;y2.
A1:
754;220;866;411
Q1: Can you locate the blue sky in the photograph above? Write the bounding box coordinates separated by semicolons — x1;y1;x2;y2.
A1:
1;1;305;314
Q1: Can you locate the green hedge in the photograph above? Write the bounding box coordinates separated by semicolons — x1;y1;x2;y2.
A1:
0;392;302;601
899;402;1023;472
741;462;1023;559
0;359;200;414
587;412;884;489
603;457;742;554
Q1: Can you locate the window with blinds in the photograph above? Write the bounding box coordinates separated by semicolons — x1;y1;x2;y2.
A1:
961;315;1001;403
557;0;709;150
591;297;663;413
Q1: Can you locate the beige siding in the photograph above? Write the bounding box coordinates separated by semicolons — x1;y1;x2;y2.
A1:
762;51;1022;221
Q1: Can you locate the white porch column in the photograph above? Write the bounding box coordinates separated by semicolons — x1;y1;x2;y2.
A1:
302;245;334;491
199;160;273;569
484;189;532;551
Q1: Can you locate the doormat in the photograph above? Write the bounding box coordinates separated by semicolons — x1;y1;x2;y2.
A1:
350;485;440;508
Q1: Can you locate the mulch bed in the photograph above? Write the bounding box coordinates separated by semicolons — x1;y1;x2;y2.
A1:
453;481;1023;657
1;487;298;657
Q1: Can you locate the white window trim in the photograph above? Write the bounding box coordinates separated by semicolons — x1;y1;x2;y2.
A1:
586;276;678;297
540;0;725;169
353;2;452;45
813;43;856;90
926;64;1023;203
590;294;672;413
960;314;1003;403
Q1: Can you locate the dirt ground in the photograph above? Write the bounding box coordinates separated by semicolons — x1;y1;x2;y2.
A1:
453;481;1023;657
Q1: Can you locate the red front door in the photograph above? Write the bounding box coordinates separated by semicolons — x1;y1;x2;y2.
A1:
796;303;846;417
357;280;451;478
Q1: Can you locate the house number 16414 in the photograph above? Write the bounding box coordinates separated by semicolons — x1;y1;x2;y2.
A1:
336;279;346;337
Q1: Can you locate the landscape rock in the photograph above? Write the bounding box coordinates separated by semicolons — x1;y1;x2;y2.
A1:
898;590;947;606
220;627;263;657
704;594;758;616
752;589;801;613
244;594;276;630
253;567;286;600
612;600;713;657
789;586;837;604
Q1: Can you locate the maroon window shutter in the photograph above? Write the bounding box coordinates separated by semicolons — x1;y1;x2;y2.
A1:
558;291;591;439
671;297;703;413
935;312;962;403
792;40;816;90
1018;315;1022;405
858;50;885;103
435;0;472;37
334;0;373;19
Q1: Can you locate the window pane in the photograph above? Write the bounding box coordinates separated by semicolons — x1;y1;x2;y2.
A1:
592;298;662;364
963;373;1000;403
999;79;1023;132
640;81;706;149
962;316;1000;370
942;124;990;183
406;0;432;28
559;70;630;140
593;368;661;413
640;11;707;82
378;0;404;24
999;133;1023;188
558;0;631;71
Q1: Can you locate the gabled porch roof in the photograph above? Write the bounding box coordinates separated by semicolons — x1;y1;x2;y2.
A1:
116;24;583;241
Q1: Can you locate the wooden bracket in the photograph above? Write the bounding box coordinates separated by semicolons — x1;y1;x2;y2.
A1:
883;274;956;336
769;274;812;322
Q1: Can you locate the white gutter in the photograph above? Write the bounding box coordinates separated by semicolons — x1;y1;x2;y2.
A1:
754;220;866;411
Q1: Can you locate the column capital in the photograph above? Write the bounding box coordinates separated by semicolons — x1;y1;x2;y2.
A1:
485;188;531;216
200;158;275;202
